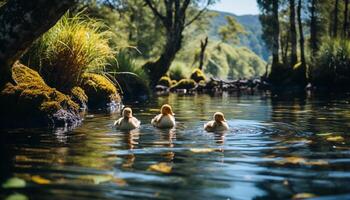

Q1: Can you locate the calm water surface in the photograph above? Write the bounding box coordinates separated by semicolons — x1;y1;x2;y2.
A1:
1;93;350;200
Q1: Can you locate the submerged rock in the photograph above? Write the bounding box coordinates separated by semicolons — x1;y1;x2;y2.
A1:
80;73;121;109
0;63;81;128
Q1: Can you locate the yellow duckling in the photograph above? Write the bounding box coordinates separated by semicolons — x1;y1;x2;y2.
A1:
204;112;229;132
151;104;176;129
114;107;141;130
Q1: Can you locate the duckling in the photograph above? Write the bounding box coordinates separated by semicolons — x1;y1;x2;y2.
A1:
114;107;141;130
151;104;176;129
204;112;229;132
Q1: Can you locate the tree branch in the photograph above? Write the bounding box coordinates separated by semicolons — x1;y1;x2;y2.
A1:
185;0;211;27
143;0;167;24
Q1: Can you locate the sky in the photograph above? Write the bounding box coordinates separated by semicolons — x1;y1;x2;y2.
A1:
210;0;259;16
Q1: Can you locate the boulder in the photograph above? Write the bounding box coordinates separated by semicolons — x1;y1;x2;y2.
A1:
80;73;121;109
0;63;81;128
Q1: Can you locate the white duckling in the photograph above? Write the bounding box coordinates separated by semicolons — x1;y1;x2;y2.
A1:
114;107;141;130
204;112;229;132
151;104;176;129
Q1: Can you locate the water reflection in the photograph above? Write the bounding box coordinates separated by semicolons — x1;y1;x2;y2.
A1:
1;93;350;199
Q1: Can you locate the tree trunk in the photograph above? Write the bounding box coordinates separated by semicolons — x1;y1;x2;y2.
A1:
333;0;339;37
344;0;349;38
297;0;305;65
143;28;183;87
272;0;280;67
296;0;306;85
0;0;75;88
309;0;318;57
289;0;298;67
199;36;208;70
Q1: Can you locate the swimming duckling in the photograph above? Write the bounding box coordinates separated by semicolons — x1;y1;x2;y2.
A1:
151;104;176;129
114;107;141;130
204;112;229;132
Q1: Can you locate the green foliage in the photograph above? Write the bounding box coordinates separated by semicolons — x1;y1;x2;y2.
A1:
219;16;246;44
22;12;114;92
158;76;172;87
313;38;350;87
106;51;149;85
190;68;206;82
168;62;191;81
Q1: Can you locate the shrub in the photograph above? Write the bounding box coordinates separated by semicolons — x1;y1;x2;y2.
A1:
170;79;197;90
158;76;172;87
22;13;114;92
312;38;350;88
190;68;206;83
106;51;149;85
169;62;190;81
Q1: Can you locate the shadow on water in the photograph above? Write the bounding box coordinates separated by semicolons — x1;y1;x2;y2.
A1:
1;93;350;199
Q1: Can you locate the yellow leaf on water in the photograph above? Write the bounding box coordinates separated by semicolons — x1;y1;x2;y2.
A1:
113;178;127;186
292;193;316;199
5;193;28;200
317;133;333;136
31;176;50;184
148;163;172;173
79;175;113;185
276;157;328;166
326;136;344;142
276;157;307;165
2;177;26;188
189;148;215;153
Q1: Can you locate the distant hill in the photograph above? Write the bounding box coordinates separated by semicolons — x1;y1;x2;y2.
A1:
208;10;270;61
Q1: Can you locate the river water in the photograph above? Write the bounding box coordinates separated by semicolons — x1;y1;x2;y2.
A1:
1;92;350;200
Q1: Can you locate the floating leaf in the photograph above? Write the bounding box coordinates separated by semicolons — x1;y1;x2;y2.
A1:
148;163;172;173
189;148;215;153
79;175;113;184
276;157;328;166
326;136;344;142
112;178;127;186
317;133;333;136
31;176;50;184
292;193;316;199
2;177;26;189
5;193;28;200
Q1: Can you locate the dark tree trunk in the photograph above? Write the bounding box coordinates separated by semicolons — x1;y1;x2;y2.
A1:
272;0;280;67
289;0;298;67
296;0;307;85
309;0;318;57
297;0;305;65
333;0;339;37
344;0;349;38
199;36;208;70
0;0;75;88
143;28;183;87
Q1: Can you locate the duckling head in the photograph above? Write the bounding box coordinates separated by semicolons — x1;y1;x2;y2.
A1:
214;112;226;124
123;107;133;118
161;104;174;116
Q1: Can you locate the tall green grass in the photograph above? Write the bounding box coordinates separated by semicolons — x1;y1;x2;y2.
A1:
313;38;350;87
105;51;149;85
23;12;114;92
